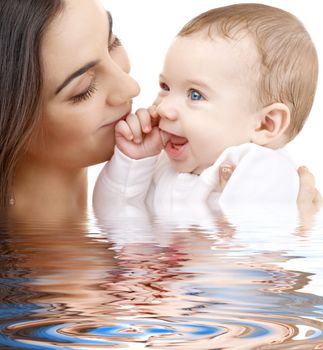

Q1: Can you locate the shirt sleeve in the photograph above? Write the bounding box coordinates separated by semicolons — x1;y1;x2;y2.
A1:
92;146;158;217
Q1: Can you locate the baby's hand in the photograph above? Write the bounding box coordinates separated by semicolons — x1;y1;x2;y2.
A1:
115;107;163;160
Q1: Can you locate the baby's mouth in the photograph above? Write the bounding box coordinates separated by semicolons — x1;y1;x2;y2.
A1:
168;134;188;148
161;130;188;158
160;130;188;147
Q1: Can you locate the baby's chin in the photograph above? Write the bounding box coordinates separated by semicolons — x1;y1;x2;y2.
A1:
168;158;206;175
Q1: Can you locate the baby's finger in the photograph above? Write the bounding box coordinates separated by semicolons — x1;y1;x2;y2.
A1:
148;105;159;118
126;113;143;144
219;162;235;191
148;105;160;127
136;108;152;133
115;120;133;141
160;130;171;147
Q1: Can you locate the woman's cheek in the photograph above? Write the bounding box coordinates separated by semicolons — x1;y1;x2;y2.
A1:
69;105;101;137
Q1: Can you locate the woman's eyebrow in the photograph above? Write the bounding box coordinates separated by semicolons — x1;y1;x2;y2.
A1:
55;60;100;95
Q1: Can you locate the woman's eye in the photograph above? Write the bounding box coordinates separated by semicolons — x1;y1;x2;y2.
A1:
71;81;97;104
108;36;122;51
159;82;169;91
189;89;203;101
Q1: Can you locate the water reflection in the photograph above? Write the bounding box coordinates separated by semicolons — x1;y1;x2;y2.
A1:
0;205;323;349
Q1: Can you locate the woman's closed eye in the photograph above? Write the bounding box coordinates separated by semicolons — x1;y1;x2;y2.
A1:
71;80;97;104
188;89;204;101
69;36;121;104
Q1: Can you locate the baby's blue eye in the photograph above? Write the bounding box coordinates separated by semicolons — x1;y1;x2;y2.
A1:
189;89;203;101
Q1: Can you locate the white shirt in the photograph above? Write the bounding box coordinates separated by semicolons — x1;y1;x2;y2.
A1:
93;143;299;226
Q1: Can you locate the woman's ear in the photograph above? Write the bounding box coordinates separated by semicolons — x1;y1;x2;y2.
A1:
251;103;291;147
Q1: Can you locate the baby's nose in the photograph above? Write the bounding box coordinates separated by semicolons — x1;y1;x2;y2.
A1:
156;100;178;121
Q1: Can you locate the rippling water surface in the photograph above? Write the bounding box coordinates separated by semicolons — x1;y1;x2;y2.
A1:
1;208;323;349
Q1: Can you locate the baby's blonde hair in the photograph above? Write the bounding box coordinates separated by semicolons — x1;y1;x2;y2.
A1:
178;3;318;141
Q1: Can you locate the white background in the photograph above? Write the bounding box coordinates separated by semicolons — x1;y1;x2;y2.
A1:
90;0;323;194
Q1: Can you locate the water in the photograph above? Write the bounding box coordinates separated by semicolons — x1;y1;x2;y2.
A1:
1;207;323;349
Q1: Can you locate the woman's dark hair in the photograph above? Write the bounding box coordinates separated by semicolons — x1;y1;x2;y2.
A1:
0;0;64;207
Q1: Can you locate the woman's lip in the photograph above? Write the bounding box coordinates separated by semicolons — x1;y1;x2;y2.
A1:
101;111;130;128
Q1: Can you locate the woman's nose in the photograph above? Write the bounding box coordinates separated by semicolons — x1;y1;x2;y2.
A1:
105;64;140;106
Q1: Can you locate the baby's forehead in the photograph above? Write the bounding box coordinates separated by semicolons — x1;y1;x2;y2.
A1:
189;27;255;50
176;28;260;70
167;32;261;95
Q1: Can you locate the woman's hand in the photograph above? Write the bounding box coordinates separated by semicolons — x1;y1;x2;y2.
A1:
296;167;322;226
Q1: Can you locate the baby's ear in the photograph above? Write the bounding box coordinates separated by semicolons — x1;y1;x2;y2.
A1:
251;103;291;148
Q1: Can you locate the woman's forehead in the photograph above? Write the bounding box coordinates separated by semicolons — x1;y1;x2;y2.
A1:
45;0;109;48
41;0;110;94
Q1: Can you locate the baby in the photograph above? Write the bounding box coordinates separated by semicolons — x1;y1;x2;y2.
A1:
93;3;318;216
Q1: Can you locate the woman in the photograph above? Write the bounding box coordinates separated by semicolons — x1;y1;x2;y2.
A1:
0;0;139;221
0;0;320;223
